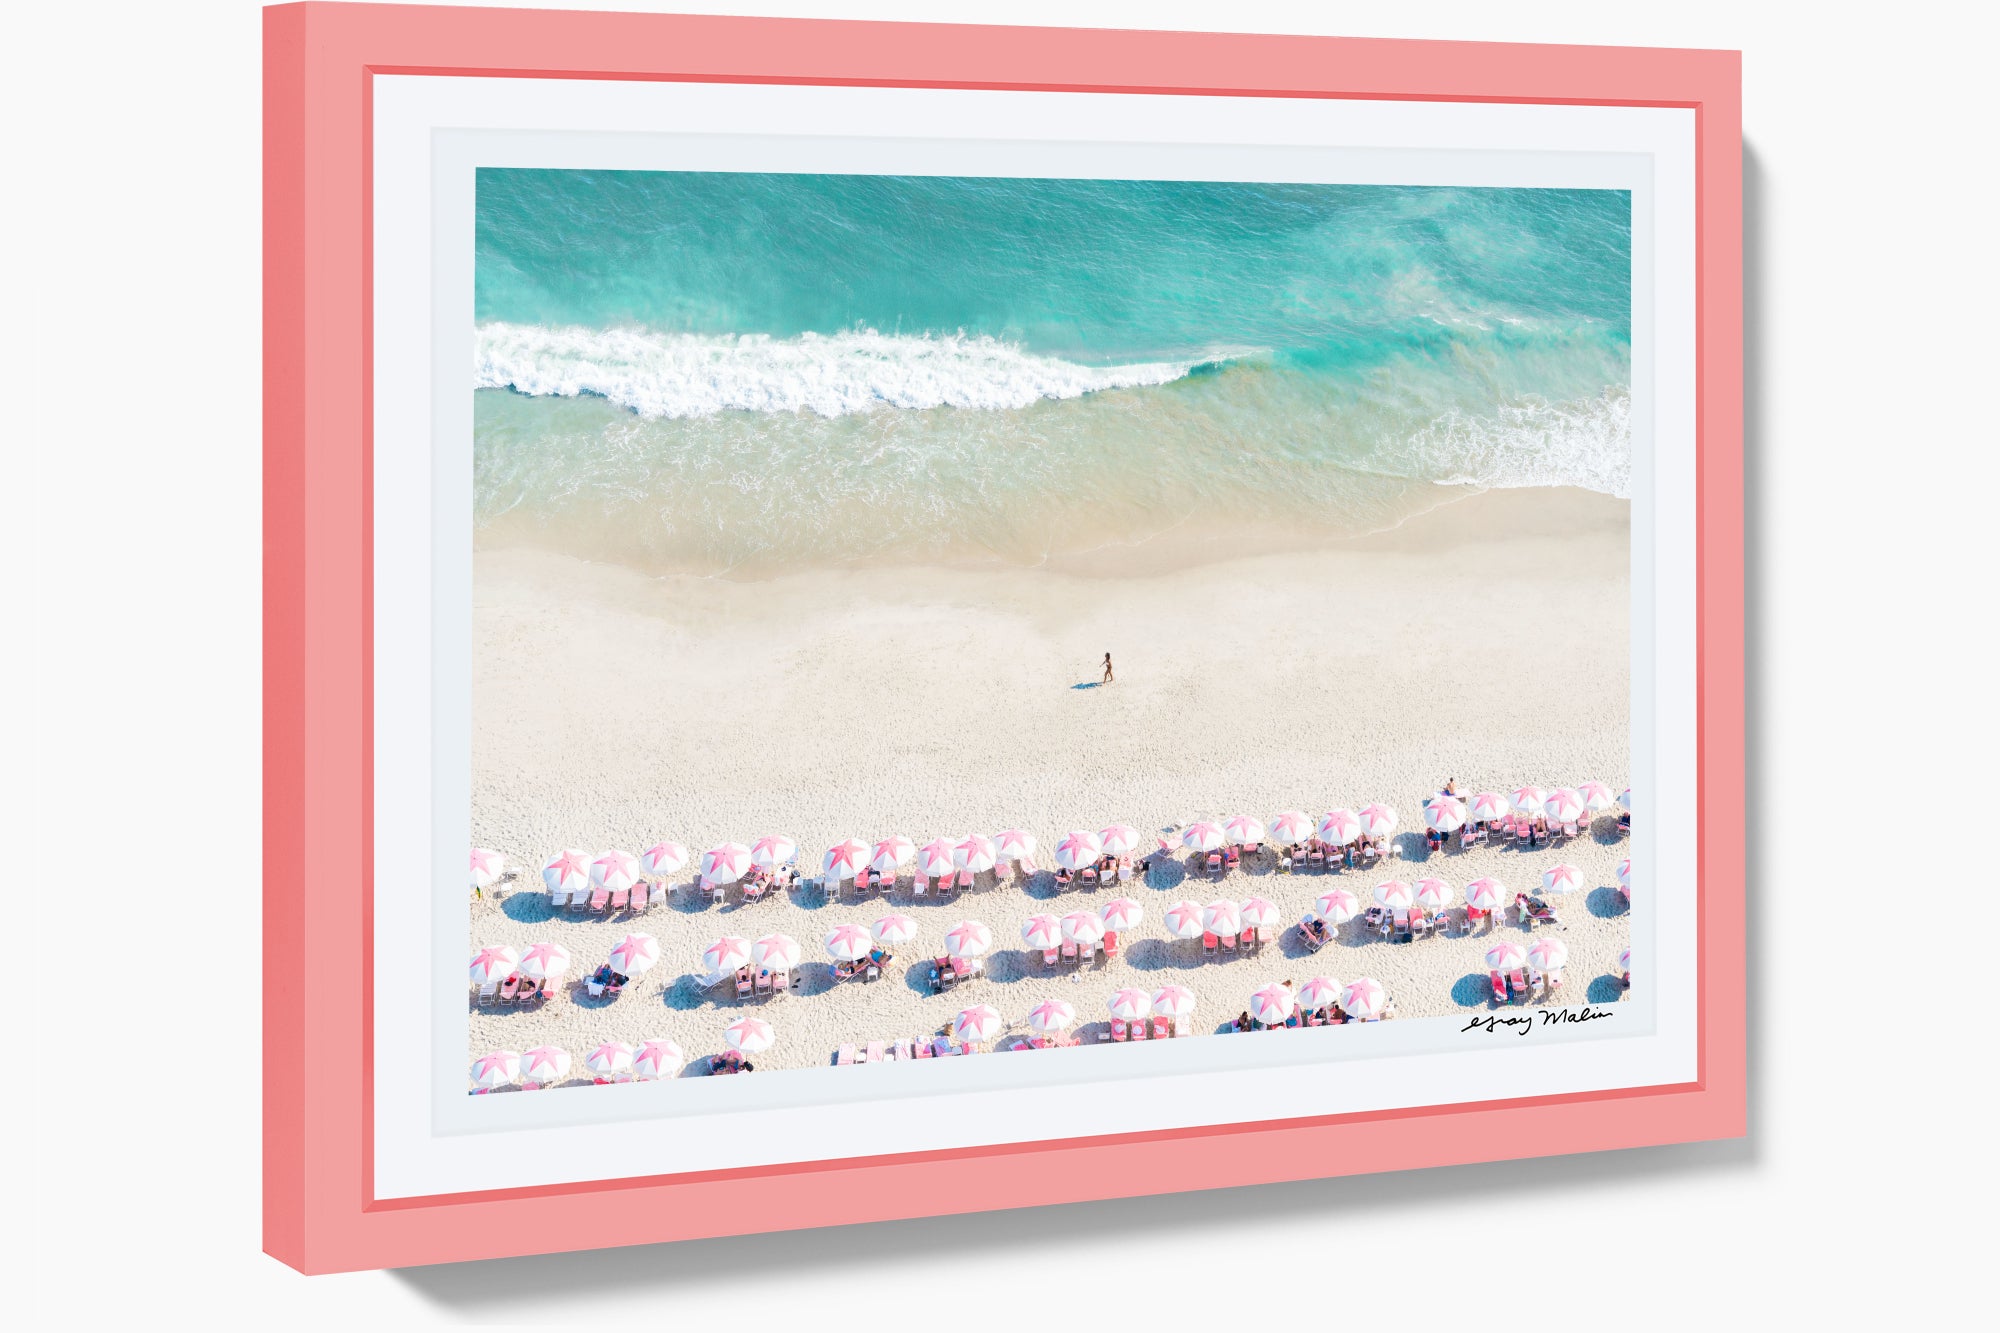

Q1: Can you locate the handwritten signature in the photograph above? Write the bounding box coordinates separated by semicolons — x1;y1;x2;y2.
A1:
1460;1005;1617;1036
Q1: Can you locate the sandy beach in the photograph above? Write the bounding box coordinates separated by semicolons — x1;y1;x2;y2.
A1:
468;484;1631;1082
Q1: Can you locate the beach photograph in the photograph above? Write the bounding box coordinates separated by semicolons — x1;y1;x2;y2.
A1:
463;171;1635;1090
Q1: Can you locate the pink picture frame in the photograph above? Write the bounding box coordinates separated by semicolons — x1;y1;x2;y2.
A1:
264;2;1743;1274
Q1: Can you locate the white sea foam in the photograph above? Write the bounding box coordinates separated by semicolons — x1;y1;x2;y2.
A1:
474;323;1203;419
1403;390;1631;498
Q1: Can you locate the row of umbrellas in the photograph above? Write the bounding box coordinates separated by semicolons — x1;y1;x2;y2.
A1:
1247;976;1391;1023
471;1019;776;1089
1421;782;1629;834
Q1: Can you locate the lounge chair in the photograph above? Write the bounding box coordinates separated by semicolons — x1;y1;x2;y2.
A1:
584;976;605;999
1080;866;1098;886
1130;1018;1149;1041
1377;912;1394;939
1054;869;1072;890
1110;1018;1128;1042
891;1038;913;1061
951;956;977;983
1060;941;1079;964
1019;856;1038;875
752;970;773;996
1507;968;1529;1002
1202;932;1218;957
648;883;669;908
1464;906;1488;931
1461;826;1477;849
734;970;753;1000
1527;966;1545;996
476;980;498;1006
1408;910;1430;939
912;873;928;897
1225;847;1241;871
1206;853;1223;877
1042;948;1059;968
1392;908;1411;941
835;1044;856;1066
586;888;608;913
1490;970;1507;1004
1102;931;1121;961
864;1040;886;1064
499;974;520;1003
1219;933;1237;953
1151;1016;1171;1040
1547;969;1564;993
1308;848;1325;869
914;1038;934;1059
956;870;974;891
547;887;570;909
566;890;589;916
1562;820;1579;839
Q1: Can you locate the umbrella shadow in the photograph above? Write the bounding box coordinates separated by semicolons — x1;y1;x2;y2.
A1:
1391;832;1429;862
1450;972;1498;1008
1589;815;1628;846
660;974;724;1013
1587;886;1629;919
500;894;556;925
1021;871;1064;901
1276;925;1329;961
1587;974;1628;1005
1142;858;1187;892
1124;937;1195;972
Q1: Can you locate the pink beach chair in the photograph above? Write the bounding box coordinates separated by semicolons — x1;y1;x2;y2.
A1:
1206;852;1223;877
1060;940;1079;964
1151;1016;1171;1040
1130;1018;1149;1041
956;870;974;891
1202;932;1218;956
609;886;630;911
835;1044;856;1067
1109;1018;1128;1042
914;1038;934;1059
912;872;928;897
588;888;610;913
864;1040;885;1064
1042;948;1059;968
1102;930;1120;961
1219;933;1237;953
1507;968;1529;1001
1080;866;1098;886
1489;970;1507;1004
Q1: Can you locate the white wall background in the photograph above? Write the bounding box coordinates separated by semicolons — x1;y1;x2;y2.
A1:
20;0;1990;1324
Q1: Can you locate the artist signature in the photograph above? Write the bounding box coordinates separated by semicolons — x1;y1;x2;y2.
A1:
1459;1005;1617;1036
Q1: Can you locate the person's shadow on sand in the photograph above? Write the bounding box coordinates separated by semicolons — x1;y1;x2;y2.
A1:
1070;681;1103;690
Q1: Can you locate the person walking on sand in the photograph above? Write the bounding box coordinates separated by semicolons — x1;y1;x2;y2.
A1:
1102;652;1114;685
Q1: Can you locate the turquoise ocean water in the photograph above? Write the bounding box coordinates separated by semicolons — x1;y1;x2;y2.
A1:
474;171;1631;575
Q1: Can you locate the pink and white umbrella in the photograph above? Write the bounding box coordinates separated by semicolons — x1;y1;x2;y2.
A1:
519;1045;570;1085
1269;811;1314;844
700;842;752;885
470;847;504;891
470;1050;520;1090
1099;897;1144;931
1527;938;1569;972
822;923;873;962
1340;977;1388;1020
1372;880;1414;910
1098;824;1142;857
516;940;571;981
868;835;913;875
1060;910;1105;945
1055;830;1105;870
1617;857;1632;892
1618;787;1632;812
640;840;689;878
1179;821;1226;854
1297;976;1343;1011
1484;941;1528;971
591;849;642;891
1358;803;1399;837
870;913;919;946
917;838;958;879
944;920;993;957
703;934;752;973
1464;877;1506;912
821;838;869;882
1224;815;1268;846
541;848;592;895
1027;999;1077;1034
1202;899;1244;936
1422;796;1467;833
584;1041;634;1079
1164;901;1206;939
750;933;802;971
1314;887;1361;925
1152;985;1198;1019
1619;946;1632;974
469;944;520;987
954;833;999;873
1412;878;1454;912
952;1005;1002;1045
724;1017;774;1055
1249;983;1296;1026
608;933;660;975
751;835;800;870
1541;863;1585;896
633;1038;686;1080
1577;781;1617;813
1509;785;1549;817
1544;788;1586;826
1239;896;1281;930
1020;914;1064;950
1107;988;1153;1021
993;828;1037;863
1316;809;1362;846
1468;792;1511;824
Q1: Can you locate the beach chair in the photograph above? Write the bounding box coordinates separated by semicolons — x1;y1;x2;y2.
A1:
957;870;974;891
864;959;882;983
547;887;570;910
709;879;727;905
1490;971;1507;1003
1461;826;1477;850
1151;1016;1171;1040
912;872;928;897
1225;847;1241;871
1130;1018;1149;1041
584;975;606;999
1102;931;1121;961
649;883;669;908
835;1044;856;1067
1220;933;1238;954
608;886;630;911
698;969;727;991
1042;948;1059;968
1527;966;1545;996
1562;820;1580;839
499;974;520;1003
1202;932;1218;957
914;1037;934;1059
1205;852;1222;877
1117;861;1132;883
476;980;498;1006
1061;941;1079;965
951;956;977;984
861;1040;886;1064
1507;968;1530;1002
753;970;774;997
1377;912;1394;939
1080;866;1098;887
1464;907;1487;932
1394;908;1414;941
734;970;753;1000
584;888;606;913
891;1038;913;1061
1409;910;1430;940
1110;1018;1128;1042
1308;848;1325;870
1019;855;1038;875
567;890;589;916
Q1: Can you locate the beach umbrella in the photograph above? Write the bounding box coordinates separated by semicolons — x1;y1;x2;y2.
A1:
1372;880;1414;910
470;1050;520;1090
1055;830;1105;870
1618;787;1633;812
868;835;913;875
751;835;800;870
1239;896;1280;930
1249;983;1296;1026
1098;824;1142;857
955;833;999;873
1509;785;1549;817
1618;857;1632;892
1027;999;1077;1034
1179;821;1226;854
750;933;801;972
1484;941;1528;971
1297;976;1343;1011
1619;947;1632;975
519;1045;570;1085
470;848;504;891
1468;792;1511;824
1164;901;1207;939
917;838;958;879
700;842;751;885
608;933;660;975
1527;938;1569;972
1020;914;1064;950
1464;877;1506;912
469;944;519;987
1107;988;1153;1021
640;840;689;878
1541;863;1585;895
1577;781;1617;813
822;924;872;962
1060;910;1105;945
724;1017;774;1055
1269;811;1314;844
944;920;993;958
821;838;869;882
591;849;642;892
633;1038;686;1080
1099;897;1144;932
516;940;571;982
540;848;592;895
1358;803;1398;838
585;1041;634;1079
993;828;1038;862
1316;809;1362;846
1412;878;1453;912
1314;887;1361;925
1544;788;1586;826
1202;899;1244;936
1152;985;1198;1019
869;913;919;946
1340;977;1388;1020
952;1005;1002;1045
1422;796;1467;833
702;935;752;973
1224;815;1268;846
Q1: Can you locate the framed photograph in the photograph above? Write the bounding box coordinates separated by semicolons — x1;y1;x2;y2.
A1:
264;3;1742;1274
